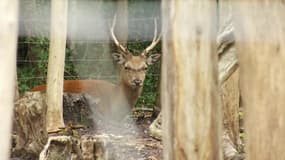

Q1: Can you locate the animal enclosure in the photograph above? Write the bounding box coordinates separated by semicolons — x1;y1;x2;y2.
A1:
17;0;162;109
1;0;285;160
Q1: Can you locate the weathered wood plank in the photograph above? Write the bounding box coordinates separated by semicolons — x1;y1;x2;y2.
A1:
221;70;240;159
218;1;241;159
0;0;18;159
233;1;285;159
161;1;221;160
46;0;68;132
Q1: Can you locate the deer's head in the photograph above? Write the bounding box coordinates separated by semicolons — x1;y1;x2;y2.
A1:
110;15;161;89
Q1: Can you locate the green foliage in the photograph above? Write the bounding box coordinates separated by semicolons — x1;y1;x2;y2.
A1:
17;37;49;93
18;67;37;93
17;37;77;93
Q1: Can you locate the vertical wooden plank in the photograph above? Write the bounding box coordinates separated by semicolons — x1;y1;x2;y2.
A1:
221;70;240;159
46;0;68;132
233;1;285;159
162;1;221;160
0;0;18;159
218;0;241;158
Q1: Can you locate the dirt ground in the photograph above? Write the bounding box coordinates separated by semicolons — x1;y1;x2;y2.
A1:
62;93;163;160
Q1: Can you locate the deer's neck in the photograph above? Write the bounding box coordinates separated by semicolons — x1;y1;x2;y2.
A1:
118;82;143;108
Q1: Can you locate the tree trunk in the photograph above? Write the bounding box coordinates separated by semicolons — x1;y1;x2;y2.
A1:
150;3;240;158
39;135;108;160
0;0;18;159
13;92;48;159
233;1;285;160
161;1;221;160
46;0;68;132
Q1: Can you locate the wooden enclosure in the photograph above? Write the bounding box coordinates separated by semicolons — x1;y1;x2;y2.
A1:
4;0;285;159
161;0;285;160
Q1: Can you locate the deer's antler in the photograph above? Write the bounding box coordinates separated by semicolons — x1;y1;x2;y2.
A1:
110;14;130;56
141;18;161;56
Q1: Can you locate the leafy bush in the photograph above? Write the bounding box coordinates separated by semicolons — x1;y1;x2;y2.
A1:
17;37;76;93
17;37;49;93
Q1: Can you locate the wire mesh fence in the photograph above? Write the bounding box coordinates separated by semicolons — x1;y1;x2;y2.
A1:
17;40;161;83
17;36;161;108
17;0;162;108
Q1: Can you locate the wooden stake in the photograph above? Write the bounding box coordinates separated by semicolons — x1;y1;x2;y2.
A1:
46;0;68;132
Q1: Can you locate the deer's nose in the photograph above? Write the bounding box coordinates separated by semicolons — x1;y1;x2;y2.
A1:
134;79;142;86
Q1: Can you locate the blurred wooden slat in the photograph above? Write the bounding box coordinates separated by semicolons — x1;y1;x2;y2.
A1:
218;1;241;159
161;1;221;160
233;1;285;159
0;0;19;159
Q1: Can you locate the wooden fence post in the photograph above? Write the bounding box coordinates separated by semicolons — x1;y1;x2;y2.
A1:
218;1;241;158
46;0;68;132
161;1;221;160
0;0;19;159
233;1;285;159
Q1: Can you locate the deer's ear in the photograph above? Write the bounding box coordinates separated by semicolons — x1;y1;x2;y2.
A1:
112;53;126;64
146;54;161;65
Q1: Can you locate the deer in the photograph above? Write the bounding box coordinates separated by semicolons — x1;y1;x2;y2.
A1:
31;15;161;121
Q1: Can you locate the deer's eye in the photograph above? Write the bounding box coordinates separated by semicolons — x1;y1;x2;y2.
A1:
124;66;131;70
139;67;147;72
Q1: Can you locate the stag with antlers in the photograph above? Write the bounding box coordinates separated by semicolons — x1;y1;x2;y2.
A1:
31;15;161;121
